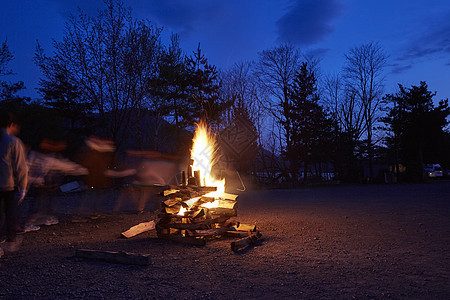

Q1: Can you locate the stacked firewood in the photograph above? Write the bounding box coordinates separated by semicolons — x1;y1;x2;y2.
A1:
155;185;262;250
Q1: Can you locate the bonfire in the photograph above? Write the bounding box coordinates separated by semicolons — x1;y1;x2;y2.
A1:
154;121;261;250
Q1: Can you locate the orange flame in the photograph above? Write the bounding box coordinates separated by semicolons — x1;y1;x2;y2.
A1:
190;121;225;196
177;121;225;215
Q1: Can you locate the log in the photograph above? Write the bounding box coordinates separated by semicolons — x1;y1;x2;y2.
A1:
232;223;256;232
121;221;155;238
206;207;237;218
157;233;206;246
163;189;180;197
192;228;230;237
158;216;230;230
231;231;262;252
220;193;239;201
76;249;151;266
181;171;186;186
188;186;217;193
194;170;201;186
163;205;182;215
187;208;205;219
163;197;182;207
202;199;237;209
188;177;197;185
223;231;248;238
157;214;206;223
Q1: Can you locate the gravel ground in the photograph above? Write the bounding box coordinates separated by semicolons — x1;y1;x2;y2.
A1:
0;181;449;299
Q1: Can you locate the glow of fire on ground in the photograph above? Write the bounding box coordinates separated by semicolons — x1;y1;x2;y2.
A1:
178;121;226;216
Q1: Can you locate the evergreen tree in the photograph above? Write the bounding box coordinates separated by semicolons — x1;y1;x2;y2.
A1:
383;82;449;182
286;62;335;182
185;44;228;128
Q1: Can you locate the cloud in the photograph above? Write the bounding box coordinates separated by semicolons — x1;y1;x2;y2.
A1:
395;13;450;65
276;0;343;46
390;64;412;74
128;0;224;37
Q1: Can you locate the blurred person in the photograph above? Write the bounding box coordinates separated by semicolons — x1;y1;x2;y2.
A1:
0;112;28;253
22;139;88;231
72;135;115;221
113;150;180;212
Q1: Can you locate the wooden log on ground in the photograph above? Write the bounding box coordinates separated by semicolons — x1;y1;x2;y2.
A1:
232;223;256;232
121;221;155;238
157;233;206;246
75;249;151;266
192;228;228;237
230;231;262;252
223;231;249;238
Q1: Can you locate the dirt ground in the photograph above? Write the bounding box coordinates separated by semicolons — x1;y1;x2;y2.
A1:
0;180;449;299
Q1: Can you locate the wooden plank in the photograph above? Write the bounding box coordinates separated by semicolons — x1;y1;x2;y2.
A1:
163;205;181;214
187;208;205;219
192;228;228;237
158;216;230;230
157;233;206;246
207;207;237;218
121;221;156;238
76;249;151;266
223;231;248;238
221;192;239;201
188;186;217;193
163;197;182;207
194;170;201;186
230;231;262;252
232;223;256;232
163;189;180;197
203;200;237;209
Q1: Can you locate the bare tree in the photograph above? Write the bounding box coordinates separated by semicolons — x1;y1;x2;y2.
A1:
220;62;261;128
34;0;163;148
254;43;302;157
323;73;366;140
343;42;387;180
321;73;366;181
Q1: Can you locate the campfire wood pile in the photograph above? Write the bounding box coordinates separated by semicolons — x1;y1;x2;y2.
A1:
154;184;262;250
121;121;262;251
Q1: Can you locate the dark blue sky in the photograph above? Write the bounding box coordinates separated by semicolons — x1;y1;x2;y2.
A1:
1;0;449;101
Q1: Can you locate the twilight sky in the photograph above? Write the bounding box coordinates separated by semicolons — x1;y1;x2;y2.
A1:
1;0;449;102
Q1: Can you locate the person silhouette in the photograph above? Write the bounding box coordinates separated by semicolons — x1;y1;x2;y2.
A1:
0;112;28;253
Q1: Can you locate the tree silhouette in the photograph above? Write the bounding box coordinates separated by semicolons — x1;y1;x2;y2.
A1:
383;82;449;182
343;42;387;181
34;0;163;148
286;62;336;182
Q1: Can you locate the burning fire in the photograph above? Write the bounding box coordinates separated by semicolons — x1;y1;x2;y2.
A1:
190;121;225;196
177;121;226;215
